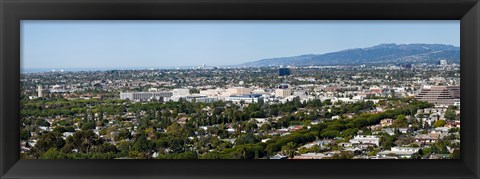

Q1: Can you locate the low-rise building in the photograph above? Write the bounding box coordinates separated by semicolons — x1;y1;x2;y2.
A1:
227;87;252;96
380;118;393;127
377;147;420;159
349;135;380;146
120;91;173;101
293;153;330;159
414;133;440;145
225;94;263;104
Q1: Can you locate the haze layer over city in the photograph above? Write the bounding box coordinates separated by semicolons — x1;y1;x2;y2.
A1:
20;21;460;159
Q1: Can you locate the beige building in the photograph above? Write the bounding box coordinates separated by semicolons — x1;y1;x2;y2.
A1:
275;88;292;98
380;119;393;127
37;85;43;97
227;87;252;96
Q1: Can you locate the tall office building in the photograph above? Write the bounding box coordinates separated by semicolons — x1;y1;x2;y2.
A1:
37;85;43;97
275;84;292;98
279;68;291;76
401;64;413;69
439;60;448;66
415;86;460;106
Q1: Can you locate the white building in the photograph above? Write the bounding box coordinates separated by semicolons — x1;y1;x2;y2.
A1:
173;88;190;97
225;94;263;104
194;97;219;103
332;97;359;104
120;91;173;101
440;59;448;66
377;147;420;158
349;135;380;146
49;84;67;93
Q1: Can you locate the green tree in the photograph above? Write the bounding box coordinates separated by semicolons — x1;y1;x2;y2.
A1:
452;149;460;159
81;122;96;131
392;115;408;128
20;129;30;140
329;151;354;159
69;130;99;153
444;110;456;120
34;132;65;153
133;134;151;152
53;126;67;134
116;140;131;157
321;130;340;139
380;134;396;150
281;142;297;159
235;133;259;145
40;148;62;159
433;120;446;128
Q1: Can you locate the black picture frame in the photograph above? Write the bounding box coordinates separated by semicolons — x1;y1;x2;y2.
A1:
1;0;479;178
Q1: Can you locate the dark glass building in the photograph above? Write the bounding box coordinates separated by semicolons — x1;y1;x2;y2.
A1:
279;68;291;76
401;64;412;69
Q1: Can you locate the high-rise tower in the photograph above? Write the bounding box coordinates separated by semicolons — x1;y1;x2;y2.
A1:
37;85;43;97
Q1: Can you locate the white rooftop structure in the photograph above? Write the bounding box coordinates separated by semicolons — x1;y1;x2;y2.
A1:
173;88;190;97
349;135;380;146
377;147;420;158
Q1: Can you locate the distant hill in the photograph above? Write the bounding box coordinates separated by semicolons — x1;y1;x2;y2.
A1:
236;43;460;67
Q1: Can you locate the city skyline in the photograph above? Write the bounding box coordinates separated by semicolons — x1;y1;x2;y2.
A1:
21;20;459;70
20;63;461;159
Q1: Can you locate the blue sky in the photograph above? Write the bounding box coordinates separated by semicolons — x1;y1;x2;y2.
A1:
21;20;459;70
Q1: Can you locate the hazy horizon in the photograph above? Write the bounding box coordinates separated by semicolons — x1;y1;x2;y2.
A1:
21;20;460;70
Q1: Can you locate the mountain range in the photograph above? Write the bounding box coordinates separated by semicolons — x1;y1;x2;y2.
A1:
236;43;460;67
